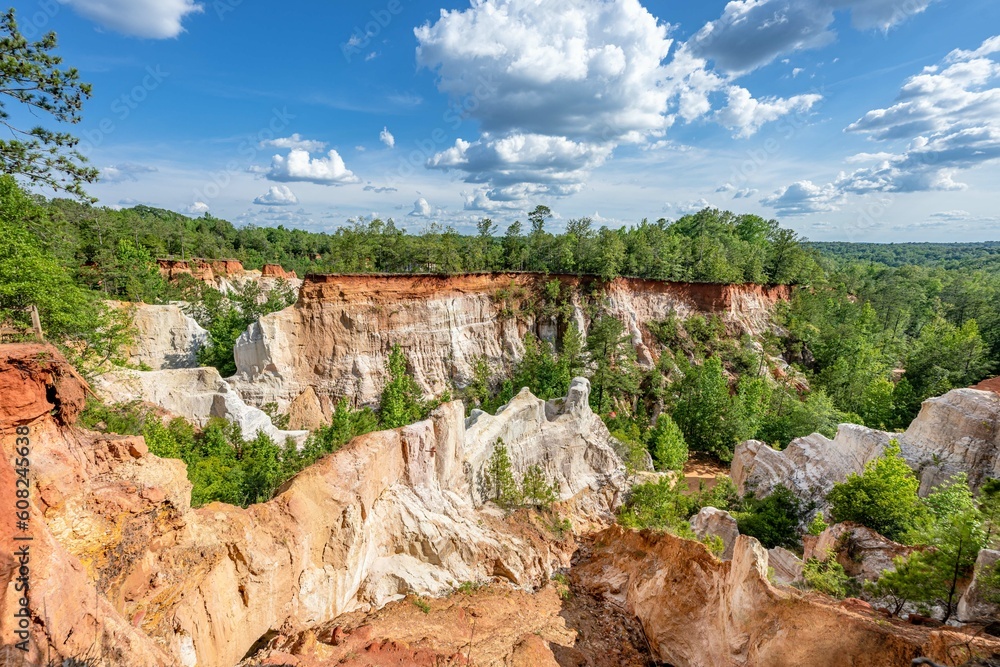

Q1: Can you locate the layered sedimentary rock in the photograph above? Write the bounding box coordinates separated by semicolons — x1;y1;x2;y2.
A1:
690;506;740;560
575;526;1000;667
1;347;625;667
0;345;177;666
768;546;805;585
465;379;627;519
156;257;302;295
958;549;1000;623
731;425;890;510
803;522;918;580
733;388;1000;508
120;303;208;370
900;388;1000;492
231;273;789;416
92;366;308;444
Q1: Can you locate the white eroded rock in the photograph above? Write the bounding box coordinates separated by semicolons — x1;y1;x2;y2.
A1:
124;302;207;369
93;367;307;444
768;547;804;585
690;506;740;560
464;377;627;519
897;388;1000;492
731;425;891;510
958;549;1000;623
732;387;1000;510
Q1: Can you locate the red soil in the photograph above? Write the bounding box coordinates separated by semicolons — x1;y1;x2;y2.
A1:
299;272;790;309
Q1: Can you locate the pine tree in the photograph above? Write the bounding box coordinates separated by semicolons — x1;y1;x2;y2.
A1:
483;439;521;509
827;440;924;542
379;344;425;428
648;413;688;472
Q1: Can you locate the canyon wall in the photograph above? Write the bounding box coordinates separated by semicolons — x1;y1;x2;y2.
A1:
0;344;625;667
733;387;1000;511
576;526;999;667
117;302;208;370
157;258;302;295
230;273;789;418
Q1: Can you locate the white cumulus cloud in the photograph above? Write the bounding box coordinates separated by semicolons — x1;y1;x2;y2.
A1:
416;0;673;143
267;149;360;186
379;127;396;148
415;0;826;208
715;86;821;138
689;0;936;75
185;201;210;215
764;34;1000;212
428;134;613;200
261;134;327;153
253;185;299;206
762;180;845;215
100;162;157;183
63;0;203;38
409;197;432;217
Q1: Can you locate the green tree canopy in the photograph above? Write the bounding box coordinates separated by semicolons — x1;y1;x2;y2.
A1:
1;9;97;200
827;440;924;543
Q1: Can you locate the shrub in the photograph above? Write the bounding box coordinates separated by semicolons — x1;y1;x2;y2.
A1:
379;344;426;428
803;553;851;598
483;440;522;509
807;512;829;536
617;476;696;537
648;413;688;472
826;440;924;543
521;464;559;509
734;485;804;550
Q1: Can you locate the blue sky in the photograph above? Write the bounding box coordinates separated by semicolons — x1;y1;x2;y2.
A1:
11;0;1000;241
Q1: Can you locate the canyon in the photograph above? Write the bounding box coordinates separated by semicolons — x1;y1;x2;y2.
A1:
113;273;788;425
4;344;999;667
4;274;999;667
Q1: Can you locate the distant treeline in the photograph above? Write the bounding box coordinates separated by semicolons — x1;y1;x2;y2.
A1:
31;194;820;286
809;241;1000;271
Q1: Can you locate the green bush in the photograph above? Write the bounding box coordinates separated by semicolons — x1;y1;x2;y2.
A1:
648;413;688;472
807;512;829;536
81;397;377;509
826;440;924;543
483;440;522;509
521;464;559;509
734;485;804;550
379;344;427;428
803;553;851;598
617;476;696;537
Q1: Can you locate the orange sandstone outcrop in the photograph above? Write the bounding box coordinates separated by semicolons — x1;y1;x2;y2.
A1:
262;263;297;279
574;526;1000;667
232;273;789;415
1;344;625;667
0;344;88;426
972;376;1000;395
245;582;653;667
0;345;176;666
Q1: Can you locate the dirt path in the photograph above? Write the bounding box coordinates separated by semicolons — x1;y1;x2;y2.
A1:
682;452;730;495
